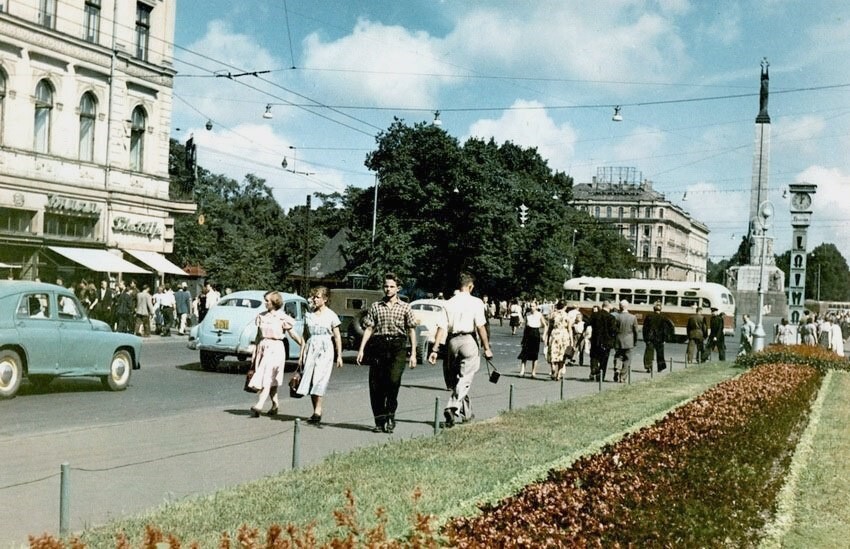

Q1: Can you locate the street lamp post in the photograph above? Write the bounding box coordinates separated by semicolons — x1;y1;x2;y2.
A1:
752;232;768;352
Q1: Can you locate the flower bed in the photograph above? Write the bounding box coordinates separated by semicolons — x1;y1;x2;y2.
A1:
446;363;822;547
736;344;848;372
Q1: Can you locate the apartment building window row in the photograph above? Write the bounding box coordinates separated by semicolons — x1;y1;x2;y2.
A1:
78;92;97;162
135;2;153;61
38;0;56;29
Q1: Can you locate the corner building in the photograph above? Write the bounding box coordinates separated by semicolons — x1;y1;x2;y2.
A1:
0;0;193;282
571;167;709;282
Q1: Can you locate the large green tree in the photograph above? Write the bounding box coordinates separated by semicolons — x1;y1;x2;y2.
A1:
777;243;850;301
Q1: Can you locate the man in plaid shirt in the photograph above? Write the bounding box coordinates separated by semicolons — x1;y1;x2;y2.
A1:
356;272;418;433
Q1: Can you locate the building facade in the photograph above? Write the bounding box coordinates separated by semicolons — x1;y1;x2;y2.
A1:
571;167;709;282
0;0;193;283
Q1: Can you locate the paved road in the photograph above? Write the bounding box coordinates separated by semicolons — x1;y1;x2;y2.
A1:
0;322;750;546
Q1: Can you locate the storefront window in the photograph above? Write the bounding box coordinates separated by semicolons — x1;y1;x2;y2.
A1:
0;208;35;233
44;213;97;239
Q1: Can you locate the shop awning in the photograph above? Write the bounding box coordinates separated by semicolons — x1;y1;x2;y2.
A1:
123;249;188;276
48;246;150;274
0;262;19;269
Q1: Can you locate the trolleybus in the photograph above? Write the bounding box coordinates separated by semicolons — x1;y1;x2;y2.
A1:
563;277;736;340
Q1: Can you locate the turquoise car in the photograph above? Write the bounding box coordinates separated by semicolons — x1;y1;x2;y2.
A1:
188;290;307;370
0;280;142;399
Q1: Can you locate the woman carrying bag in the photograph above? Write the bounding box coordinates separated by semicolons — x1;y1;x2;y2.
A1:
247;291;303;417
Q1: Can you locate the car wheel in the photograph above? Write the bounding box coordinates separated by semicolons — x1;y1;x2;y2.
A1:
28;375;55;389
102;349;132;391
0;349;23;399
199;350;221;371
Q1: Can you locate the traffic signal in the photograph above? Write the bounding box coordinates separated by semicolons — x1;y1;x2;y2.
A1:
518;203;529;227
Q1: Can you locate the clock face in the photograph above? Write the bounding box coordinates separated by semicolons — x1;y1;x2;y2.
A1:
792;193;811;210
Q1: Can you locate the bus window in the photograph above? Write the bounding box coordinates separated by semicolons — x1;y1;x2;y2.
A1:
583;287;597;302
600;287;616;303
649;289;662;299
683;291;698;297
564;289;580;301
701;298;712;308
619;289;632;303
633;289;648;304
681;297;699;308
664;290;678;306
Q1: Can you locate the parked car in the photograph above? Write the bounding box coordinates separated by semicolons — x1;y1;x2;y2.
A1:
188;290;307;370
0;280;142;399
410;298;447;362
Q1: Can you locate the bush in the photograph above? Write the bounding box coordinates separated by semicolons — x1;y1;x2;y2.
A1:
736;344;848;372
445;363;822;547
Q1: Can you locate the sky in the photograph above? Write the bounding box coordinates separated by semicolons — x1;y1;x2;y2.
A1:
170;0;850;264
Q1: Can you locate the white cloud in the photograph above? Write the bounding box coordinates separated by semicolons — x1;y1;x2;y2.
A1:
794;165;850;261
301;19;450;108
466;100;578;171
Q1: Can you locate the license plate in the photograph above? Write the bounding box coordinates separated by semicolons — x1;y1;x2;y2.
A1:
213;319;229;330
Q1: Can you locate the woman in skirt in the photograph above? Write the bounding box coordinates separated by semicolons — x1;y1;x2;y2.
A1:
296;286;343;424
518;301;548;377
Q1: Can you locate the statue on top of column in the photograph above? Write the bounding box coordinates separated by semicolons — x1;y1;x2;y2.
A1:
757;57;770;123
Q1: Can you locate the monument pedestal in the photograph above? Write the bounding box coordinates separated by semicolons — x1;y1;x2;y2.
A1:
727;264;788;319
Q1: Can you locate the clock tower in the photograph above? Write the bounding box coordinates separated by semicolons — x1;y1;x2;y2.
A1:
787;183;817;325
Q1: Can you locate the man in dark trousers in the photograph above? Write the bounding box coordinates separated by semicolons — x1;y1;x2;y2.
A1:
686;305;708;364
705;308;726;361
356;273;418;434
612;300;638;383
588;300;618;382
642;302;672;373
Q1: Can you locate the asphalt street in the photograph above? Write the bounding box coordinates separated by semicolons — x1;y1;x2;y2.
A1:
0;321;758;546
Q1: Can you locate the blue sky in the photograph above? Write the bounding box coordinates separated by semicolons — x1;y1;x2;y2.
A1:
171;0;850;264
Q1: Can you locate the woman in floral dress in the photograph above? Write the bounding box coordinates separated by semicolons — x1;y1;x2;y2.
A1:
248;291;303;417
297;286;343;424
546;301;574;380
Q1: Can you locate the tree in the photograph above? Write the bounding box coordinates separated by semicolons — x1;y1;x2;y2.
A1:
776;242;850;301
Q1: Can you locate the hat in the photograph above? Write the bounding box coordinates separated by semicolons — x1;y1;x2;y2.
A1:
619;299;630;308
181;282;188;288
710;307;718;312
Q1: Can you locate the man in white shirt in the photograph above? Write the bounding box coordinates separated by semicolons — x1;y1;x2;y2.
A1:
428;272;494;427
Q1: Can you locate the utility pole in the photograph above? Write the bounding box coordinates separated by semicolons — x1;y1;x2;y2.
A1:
302;195;311;297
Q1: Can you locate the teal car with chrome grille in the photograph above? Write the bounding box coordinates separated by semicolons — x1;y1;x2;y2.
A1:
0;281;141;399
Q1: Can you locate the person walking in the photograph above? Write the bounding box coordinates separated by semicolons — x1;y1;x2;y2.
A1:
738;314;756;355
90;279;113;324
134;284;154;337
158;284;176;336
545;301;574;380
113;283;135;334
588;300;617;382
686;305;707;364
427;272;494;427
612;300;638;383
509;300;522;336
175;283;192;335
517;301;548;378
356;273;418;434
295;286;343;425
247;291;304;417
642;302;671;372
775;317;795;346
705;308;726;361
572;311;586;367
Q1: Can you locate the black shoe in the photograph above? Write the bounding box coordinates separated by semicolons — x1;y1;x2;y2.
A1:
384;418;395;433
249;407;261;418
613;372;619;382
443;410;455;428
372;425;384;433
308;413;321;424
268;406;278;417
658;365;667;372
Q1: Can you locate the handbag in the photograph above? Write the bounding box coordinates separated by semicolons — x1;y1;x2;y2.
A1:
289;372;304;398
243;353;259;393
485;358;500;384
563;345;576;360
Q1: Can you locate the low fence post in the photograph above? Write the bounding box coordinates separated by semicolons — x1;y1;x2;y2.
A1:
60;462;70;537
292;419;301;470
434;397;441;435
509;384;515;411
560;378;565;401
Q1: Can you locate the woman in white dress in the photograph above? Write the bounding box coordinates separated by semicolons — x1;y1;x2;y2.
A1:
297;286;343;424
248;291;303;417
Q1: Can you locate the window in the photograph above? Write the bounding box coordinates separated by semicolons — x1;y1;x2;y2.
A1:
0;207;36;233
659;208;664;219
38;0;56;28
594;206;600;218
643;225;651;237
135;2;152;61
79;93;97;161
129;106;146;171
642;246;649;259
630;206;637;218
629;224;637;237
18;293;51;319
618;206;624;221
44;213;97;239
606;206;612;218
599;287;616;303
656;246;662;259
84;0;101;43
657;226;663;237
633;289;649;305
645;206;652;218
34;80;54;153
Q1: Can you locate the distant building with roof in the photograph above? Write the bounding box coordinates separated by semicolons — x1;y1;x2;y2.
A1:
571;167;709;281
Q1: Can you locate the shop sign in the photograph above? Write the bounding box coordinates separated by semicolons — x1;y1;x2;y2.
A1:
46;194;101;216
112;216;163;240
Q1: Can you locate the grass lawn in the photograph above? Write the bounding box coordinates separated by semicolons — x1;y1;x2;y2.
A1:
73;362;849;547
764;370;850;549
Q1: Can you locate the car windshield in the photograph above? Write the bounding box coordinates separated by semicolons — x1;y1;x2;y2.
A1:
413;304;443;312
219;297;262;308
